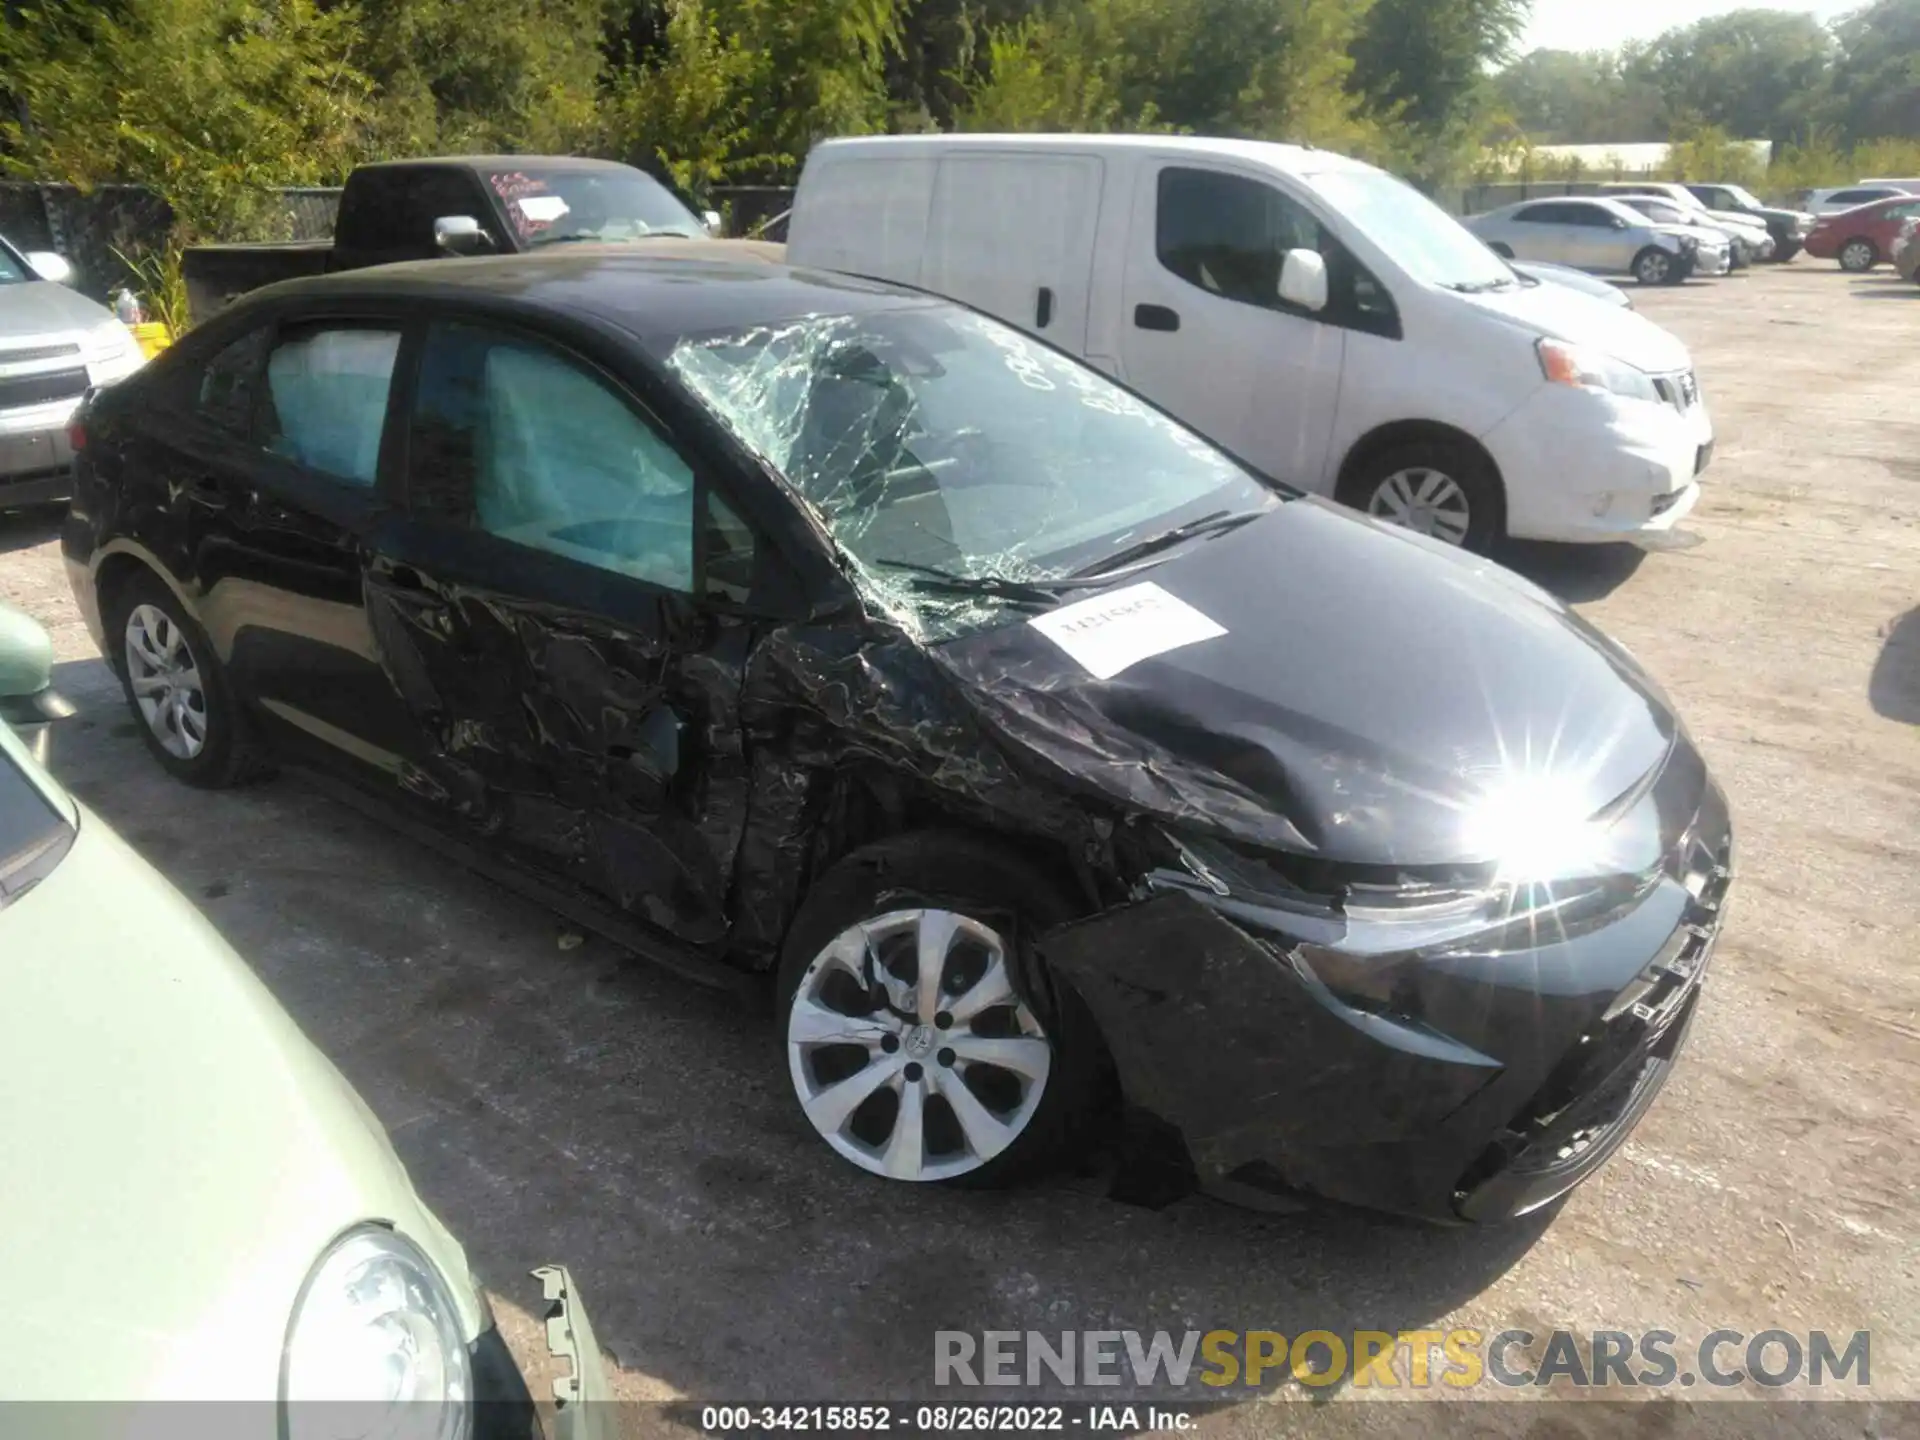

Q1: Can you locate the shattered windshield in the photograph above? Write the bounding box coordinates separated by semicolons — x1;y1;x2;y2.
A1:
660;305;1281;636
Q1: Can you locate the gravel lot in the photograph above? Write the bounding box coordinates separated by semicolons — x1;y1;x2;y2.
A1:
2;263;1915;1430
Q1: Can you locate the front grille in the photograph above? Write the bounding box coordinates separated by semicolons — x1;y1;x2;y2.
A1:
0;367;87;410
0;341;81;366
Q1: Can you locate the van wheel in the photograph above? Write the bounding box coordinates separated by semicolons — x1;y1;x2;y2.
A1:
106;570;270;788
1839;239;1877;272
1632;247;1677;286
775;834;1101;1190
1338;439;1503;553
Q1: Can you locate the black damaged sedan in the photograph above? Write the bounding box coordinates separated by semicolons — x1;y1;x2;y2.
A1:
64;254;1732;1222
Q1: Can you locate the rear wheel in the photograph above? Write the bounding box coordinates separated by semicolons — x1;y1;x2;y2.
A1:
775;834;1101;1189
1839;238;1877;272
1632;246;1676;286
106;570;270;788
1336;438;1504;552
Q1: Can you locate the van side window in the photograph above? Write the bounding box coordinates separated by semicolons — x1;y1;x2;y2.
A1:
1156;168;1319;307
1154;167;1399;338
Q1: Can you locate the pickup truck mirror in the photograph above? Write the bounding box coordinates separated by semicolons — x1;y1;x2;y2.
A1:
1277;248;1329;313
702;209;723;236
25;251;74;285
433;216;494;256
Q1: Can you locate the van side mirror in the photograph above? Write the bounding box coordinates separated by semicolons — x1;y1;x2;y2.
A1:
1278;248;1329;312
432;216;494;256
25;251;74;285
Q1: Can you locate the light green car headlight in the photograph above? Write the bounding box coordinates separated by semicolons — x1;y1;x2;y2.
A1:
283;1226;472;1440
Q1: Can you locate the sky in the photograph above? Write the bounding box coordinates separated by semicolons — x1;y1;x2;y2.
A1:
1521;0;1856;54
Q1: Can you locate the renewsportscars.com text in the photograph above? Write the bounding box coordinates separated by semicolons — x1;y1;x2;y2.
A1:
934;1328;1872;1391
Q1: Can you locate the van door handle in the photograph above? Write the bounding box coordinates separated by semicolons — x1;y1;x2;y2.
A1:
1134;303;1180;332
1035;286;1054;328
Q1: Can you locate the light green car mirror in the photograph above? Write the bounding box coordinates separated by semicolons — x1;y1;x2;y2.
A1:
0;601;76;726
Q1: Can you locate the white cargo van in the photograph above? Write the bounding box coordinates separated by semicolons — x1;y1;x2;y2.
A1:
787;134;1713;551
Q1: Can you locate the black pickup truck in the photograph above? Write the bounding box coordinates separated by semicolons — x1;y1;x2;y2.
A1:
183;155;759;324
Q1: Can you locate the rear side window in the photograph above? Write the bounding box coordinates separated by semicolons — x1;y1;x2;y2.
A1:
1564;204;1619;228
335;171;412;251
260;325;401;486
1514;203;1572;224
193;326;272;437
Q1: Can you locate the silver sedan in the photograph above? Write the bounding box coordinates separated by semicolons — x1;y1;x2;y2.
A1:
0;235;144;507
1466;196;1716;286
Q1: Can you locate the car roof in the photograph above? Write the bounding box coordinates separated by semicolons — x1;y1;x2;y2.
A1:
807;132;1376;179
1497;195;1643;221
248;251;941;338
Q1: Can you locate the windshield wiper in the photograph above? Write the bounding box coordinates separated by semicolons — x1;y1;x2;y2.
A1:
1071;509;1263;578
869;558;1130;610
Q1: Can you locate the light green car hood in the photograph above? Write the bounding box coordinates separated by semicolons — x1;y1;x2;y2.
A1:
0;725;486;1401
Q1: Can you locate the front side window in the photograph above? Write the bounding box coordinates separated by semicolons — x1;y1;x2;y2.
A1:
409;322;718;594
1156;167;1321;309
1513;204;1563;225
260;325;401;486
0;238;30;286
193;326;272;438
659;304;1279;638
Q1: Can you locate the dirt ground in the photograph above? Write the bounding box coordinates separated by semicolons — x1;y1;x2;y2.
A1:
2;263;1915;1432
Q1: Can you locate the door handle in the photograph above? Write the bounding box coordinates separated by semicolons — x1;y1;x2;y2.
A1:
1036;286;1054;328
1134;303;1180;332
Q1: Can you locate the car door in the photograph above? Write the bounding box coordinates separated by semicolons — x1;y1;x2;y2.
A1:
120;311;420;774
1119;162;1344;489
1559;202;1630;270
920;153;1104;352
1504;202;1580;265
362;318;768;946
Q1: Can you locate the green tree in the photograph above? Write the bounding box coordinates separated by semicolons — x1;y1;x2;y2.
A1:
1624;8;1833;142
1827;0;1920;144
0;0;371;237
600;0;770;190
1349;0;1530;176
346;0;612;154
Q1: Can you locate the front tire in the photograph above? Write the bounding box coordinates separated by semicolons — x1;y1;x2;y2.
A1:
1840;239;1877;272
775;834;1100;1189
106;569;270;788
1632;246;1677;286
1336;438;1504;552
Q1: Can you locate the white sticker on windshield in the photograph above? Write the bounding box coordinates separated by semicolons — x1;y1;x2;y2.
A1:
1027;582;1227;680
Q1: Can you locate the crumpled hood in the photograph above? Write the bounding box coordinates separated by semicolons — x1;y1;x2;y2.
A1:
934;499;1676;866
1458;280;1691;373
0;801;480;1399
0;277;114;341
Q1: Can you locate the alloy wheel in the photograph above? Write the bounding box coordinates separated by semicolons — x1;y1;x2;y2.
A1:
1840;240;1874;272
1368;467;1472;546
1636;251;1672;284
786;908;1052;1182
124;603;208;760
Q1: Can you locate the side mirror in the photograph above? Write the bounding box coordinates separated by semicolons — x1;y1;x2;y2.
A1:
1277;248;1329;313
1613;216;1630;229
25;251;74;285
432;216;494;256
702;209;723;236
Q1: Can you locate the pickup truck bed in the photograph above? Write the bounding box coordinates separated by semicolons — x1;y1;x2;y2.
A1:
182;243;332;327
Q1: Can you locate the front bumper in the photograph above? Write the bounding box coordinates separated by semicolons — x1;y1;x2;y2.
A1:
1481;378;1714;544
1044;742;1733;1223
473;1266;611;1440
0;395;79;502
